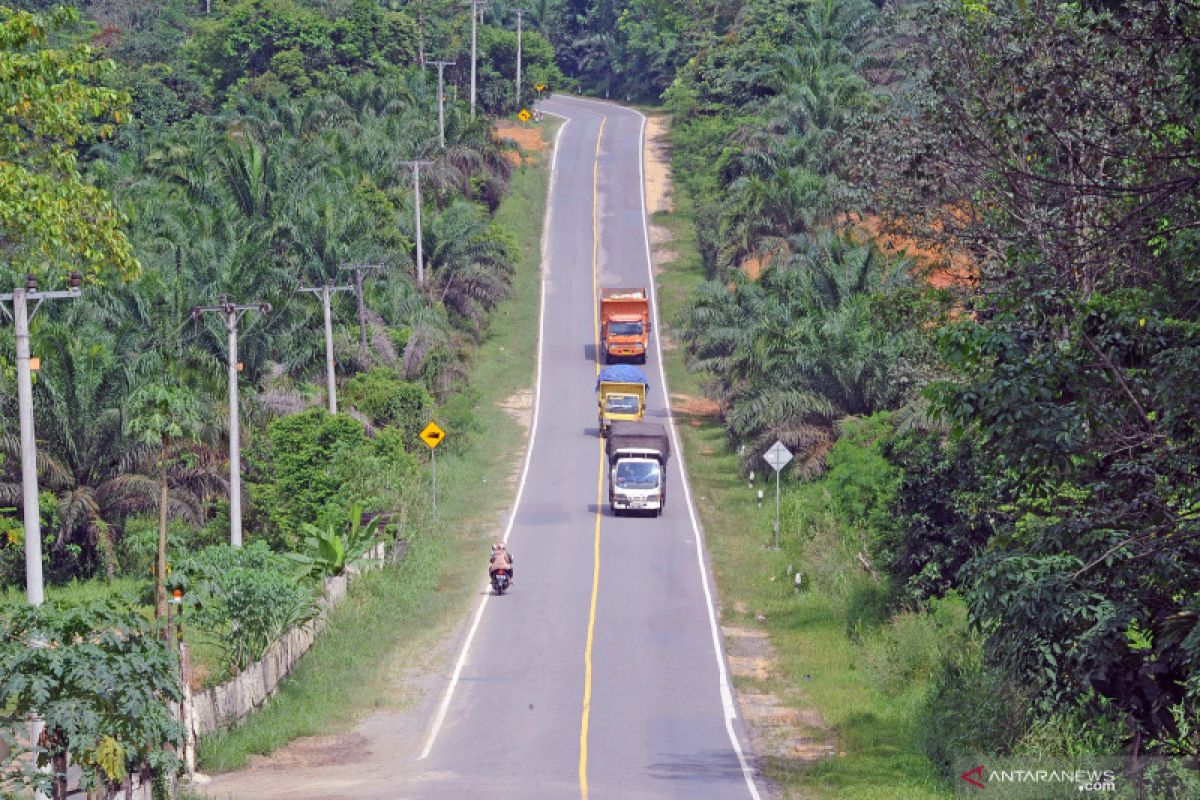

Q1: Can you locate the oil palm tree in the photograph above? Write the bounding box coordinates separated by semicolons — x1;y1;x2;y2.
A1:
422;200;515;333
683;233;918;475
0;322;200;577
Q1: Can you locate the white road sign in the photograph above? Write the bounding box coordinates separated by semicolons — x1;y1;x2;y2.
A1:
763;441;793;472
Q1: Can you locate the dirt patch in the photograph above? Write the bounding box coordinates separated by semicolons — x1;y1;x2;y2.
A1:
723;622;838;768
670;393;721;418
650;224;677;276
498;388;533;431
493;121;546;165
739;243;786;281
245;733;371;771
849;212;976;289
741;255;764;281
643;114;674;214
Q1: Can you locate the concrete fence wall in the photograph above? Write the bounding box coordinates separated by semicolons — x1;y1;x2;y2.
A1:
179;541;389;769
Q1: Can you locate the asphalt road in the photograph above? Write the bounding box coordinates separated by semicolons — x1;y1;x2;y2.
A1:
203;96;762;800
406;97;761;799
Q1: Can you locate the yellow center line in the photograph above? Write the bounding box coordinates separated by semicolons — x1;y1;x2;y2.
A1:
580;115;605;800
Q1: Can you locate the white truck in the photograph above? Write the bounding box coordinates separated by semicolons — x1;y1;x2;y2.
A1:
606;421;670;517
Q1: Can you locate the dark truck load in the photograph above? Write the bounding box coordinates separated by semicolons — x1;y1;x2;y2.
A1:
606;421;670;517
606;421;670;463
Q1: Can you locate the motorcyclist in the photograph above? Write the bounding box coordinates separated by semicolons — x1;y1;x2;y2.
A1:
489;542;514;586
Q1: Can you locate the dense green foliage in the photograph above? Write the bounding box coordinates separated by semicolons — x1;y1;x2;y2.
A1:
558;0;1200;785
1;0;558;784
857;0;1200;762
0;599;182;796
0;5;138;285
287;504;384;579
176;541;319;673
0;0;534;581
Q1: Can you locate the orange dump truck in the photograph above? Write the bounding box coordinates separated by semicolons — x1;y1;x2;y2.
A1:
600;287;650;364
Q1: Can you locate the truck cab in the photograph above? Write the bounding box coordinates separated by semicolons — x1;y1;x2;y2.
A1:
598;381;646;435
606;421;671;517
596;365;649;437
600;288;650;364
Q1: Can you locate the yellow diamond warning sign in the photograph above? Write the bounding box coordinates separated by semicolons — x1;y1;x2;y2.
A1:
517;108;532;122
535;83;546;93
419;421;446;449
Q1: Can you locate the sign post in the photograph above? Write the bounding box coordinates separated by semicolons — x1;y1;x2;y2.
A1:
419;421;446;515
762;441;793;549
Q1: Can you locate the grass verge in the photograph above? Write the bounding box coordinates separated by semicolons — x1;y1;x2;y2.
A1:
648;110;951;799
198;119;561;772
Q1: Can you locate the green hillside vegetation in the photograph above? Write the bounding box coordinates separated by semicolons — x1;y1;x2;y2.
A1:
553;0;1200;795
0;1;562;794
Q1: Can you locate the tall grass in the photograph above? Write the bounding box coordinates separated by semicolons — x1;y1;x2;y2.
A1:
0;576;147;609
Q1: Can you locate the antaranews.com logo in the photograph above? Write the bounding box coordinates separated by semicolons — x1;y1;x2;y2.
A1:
959;764;1118;794
954;758;1126;797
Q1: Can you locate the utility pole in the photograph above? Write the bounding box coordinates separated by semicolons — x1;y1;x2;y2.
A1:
339;263;384;351
400;160;433;285
2;273;80;800
468;0;489;117
427;60;456;148
190;295;270;547
0;272;81;606
514;8;527;108
299;283;354;413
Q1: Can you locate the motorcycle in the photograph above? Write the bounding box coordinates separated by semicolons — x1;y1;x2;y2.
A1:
491;568;511;595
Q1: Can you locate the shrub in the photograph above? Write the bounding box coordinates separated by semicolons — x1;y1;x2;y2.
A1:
287;505;383;579
118;516;200;579
342;367;433;444
177;542;319;674
876;426;995;606
257;408;370;546
824;413;900;531
861;592;971;693
917;647;1031;775
324;425;422;523
0;600;182;797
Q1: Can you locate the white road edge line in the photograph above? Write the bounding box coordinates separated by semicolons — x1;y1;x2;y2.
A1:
419;114;569;761
553;94;763;799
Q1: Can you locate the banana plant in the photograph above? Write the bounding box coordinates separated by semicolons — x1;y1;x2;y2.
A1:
288;504;383;579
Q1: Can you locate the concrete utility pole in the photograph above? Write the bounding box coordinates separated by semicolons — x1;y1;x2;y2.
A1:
468;0;489;117
0;272;81;606
190;295;270;547
339;263;384;351
515;8;527;107
401;160;434;285
427;60;456;148
299;283;354;413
